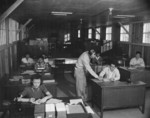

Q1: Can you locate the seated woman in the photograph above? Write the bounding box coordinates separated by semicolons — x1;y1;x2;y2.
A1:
99;61;120;82
17;74;52;104
35;57;49;72
21;54;34;67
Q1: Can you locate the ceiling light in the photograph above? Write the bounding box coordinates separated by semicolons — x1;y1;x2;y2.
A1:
52;14;67;16
51;11;73;15
116;15;135;18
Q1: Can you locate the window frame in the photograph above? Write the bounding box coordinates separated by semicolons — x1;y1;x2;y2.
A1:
88;28;92;39
142;22;150;44
95;27;100;40
105;26;112;41
120;24;130;42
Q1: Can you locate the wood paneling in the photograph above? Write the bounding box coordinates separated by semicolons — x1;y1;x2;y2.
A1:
132;23;143;43
144;46;150;65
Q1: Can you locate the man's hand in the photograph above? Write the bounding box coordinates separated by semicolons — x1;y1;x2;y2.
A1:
31;99;41;104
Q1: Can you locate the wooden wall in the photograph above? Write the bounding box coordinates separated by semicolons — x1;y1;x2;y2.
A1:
0;18;26;78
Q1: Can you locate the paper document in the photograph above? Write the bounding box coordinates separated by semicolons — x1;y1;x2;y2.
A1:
46;98;62;104
21;70;35;75
69;99;83;105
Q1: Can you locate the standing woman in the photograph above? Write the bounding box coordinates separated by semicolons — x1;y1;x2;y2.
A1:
74;49;99;101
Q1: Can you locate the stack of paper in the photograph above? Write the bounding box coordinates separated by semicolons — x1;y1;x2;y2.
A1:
21;70;35;75
69;99;84;105
43;80;55;83
46;98;62;104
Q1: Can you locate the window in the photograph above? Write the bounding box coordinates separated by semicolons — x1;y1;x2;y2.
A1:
0;20;6;45
143;23;150;43
120;25;129;42
106;27;112;41
8;19;19;43
64;33;70;44
78;30;80;38
88;28;92;39
95;27;100;40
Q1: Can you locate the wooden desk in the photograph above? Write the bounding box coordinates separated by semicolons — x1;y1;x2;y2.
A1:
10;97;99;118
91;79;146;118
119;67;150;87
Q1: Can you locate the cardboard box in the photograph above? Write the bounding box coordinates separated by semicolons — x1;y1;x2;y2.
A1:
56;103;66;118
45;103;55;118
34;104;45;118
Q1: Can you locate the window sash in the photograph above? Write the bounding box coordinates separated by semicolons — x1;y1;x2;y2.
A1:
120;25;129;42
143;23;150;43
95;28;100;40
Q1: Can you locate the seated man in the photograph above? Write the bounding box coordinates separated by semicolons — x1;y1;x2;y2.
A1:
91;51;102;65
21;54;34;67
42;54;49;63
130;51;145;68
99;61;120;82
17;74;52;104
35;57;49;72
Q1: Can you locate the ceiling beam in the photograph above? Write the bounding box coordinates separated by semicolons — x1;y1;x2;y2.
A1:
28;24;35;31
0;0;24;24
18;18;32;33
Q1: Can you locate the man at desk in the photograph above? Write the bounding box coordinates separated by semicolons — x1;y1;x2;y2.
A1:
21;54;34;67
17;74;52;104
130;51;145;68
99;61;120;82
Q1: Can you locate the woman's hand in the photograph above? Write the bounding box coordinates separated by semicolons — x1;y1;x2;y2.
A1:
29;98;35;103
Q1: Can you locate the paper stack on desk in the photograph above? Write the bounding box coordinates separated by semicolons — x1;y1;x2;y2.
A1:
56;103;66;118
69;99;84;105
21;70;35;75
45;104;55;118
46;98;62;104
43;79;55;83
10;76;23;81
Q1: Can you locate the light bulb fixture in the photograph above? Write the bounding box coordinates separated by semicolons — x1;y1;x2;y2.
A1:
51;11;73;16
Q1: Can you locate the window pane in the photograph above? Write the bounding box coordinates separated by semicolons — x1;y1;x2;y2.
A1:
88;28;92;39
120;25;129;42
78;30;80;38
143;23;150;43
95;27;100;40
106;27;112;41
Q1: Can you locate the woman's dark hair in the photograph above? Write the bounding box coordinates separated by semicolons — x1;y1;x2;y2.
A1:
30;74;42;85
